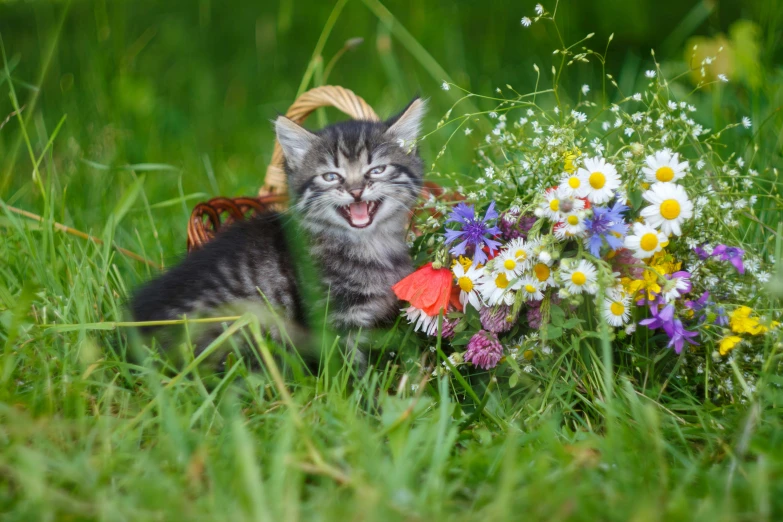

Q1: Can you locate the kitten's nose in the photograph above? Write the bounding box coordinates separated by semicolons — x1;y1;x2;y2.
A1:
349;188;364;201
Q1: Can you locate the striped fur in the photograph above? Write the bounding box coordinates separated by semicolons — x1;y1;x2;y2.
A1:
130;99;426;360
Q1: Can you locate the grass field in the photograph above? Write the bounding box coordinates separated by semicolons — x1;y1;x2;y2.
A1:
1;0;783;520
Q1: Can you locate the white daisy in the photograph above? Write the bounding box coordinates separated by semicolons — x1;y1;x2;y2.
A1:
452;262;482;311
531;259;556;289
519;277;545;301
602;294;631;327
558;171;588;198
541;186;586;221
403;306;438;336
541;187;564;220
495;249;526;281
641;150;689;184
640;183;694;236
577;156;620;204
504;237;534;271
559;259;598;295
554;212;588;241
624;222;667;259
477;270;518;306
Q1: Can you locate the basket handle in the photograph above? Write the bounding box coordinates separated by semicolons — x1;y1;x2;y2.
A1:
261;85;380;195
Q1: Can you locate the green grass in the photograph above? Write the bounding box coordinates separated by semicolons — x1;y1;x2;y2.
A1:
2;0;783;520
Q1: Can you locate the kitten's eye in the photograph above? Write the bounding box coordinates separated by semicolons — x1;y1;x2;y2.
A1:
368;165;387;176
322;172;341;183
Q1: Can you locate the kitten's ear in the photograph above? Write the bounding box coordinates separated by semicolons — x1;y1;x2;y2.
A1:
275;116;318;168
385;97;428;144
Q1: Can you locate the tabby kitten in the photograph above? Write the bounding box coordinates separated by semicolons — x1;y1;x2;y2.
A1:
130;98;427;362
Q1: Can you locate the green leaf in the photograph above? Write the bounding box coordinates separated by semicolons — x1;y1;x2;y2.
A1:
562;317;582;329
546;326;563;340
628;188;644;211
450;331;472;346
550;304;566;326
102;174;146;237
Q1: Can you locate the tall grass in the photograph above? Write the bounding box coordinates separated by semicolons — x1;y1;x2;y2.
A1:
1;0;782;519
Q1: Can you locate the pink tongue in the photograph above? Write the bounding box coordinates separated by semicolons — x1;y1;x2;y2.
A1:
349;202;370;224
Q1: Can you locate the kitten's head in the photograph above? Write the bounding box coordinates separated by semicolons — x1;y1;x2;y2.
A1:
275;98;426;235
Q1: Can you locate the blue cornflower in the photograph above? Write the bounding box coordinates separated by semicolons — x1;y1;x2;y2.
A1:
444;202;501;265
583;200;629;257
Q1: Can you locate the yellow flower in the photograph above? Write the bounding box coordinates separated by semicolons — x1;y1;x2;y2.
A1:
564;148;581;174
621;268;661;301
719;336;743;356
729;306;778;335
648;250;680;276
454;256;475;273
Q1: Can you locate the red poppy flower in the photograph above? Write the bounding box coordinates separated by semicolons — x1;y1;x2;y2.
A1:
392;262;453;317
450;285;463;312
482;243;500;262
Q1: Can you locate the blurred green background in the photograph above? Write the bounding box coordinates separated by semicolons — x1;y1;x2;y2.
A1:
1;0;781;269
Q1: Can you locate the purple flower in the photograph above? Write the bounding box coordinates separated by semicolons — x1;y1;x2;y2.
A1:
685;292;729;326
526;305;543;329
693;244;711;260
662;270;692;300
662;318;699;354
684;291;709;314
583;200;628;257
640;303;676;331
480;305;516;333
639;303;698;354
444;202;502;265
499;210;537;241
464;330;503;369
439;317;458;339
711;244;745;275
714;307;729;326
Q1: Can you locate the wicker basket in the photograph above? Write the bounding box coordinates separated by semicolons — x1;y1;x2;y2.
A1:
186;85;446;252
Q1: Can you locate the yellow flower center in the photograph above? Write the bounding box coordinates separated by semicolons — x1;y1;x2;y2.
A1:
610;301;625;316
589;172;606;189
524;284;536;294
515;249;527;260
523;349;535;360
568;176;581;189
660;199;681;220
534;263;550;282
549;199;560;211
567;215;579;226
458;276;473;292
495;273;509;289
655;166;675;182
640;232;659;252
504;259;517;270
571;271;587;286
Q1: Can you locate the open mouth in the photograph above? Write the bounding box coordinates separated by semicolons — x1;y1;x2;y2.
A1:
337;200;381;228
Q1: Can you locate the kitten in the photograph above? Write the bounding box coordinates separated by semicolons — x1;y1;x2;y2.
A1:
130;98;427;365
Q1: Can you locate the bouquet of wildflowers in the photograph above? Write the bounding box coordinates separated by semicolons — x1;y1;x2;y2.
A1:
394;4;781;403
